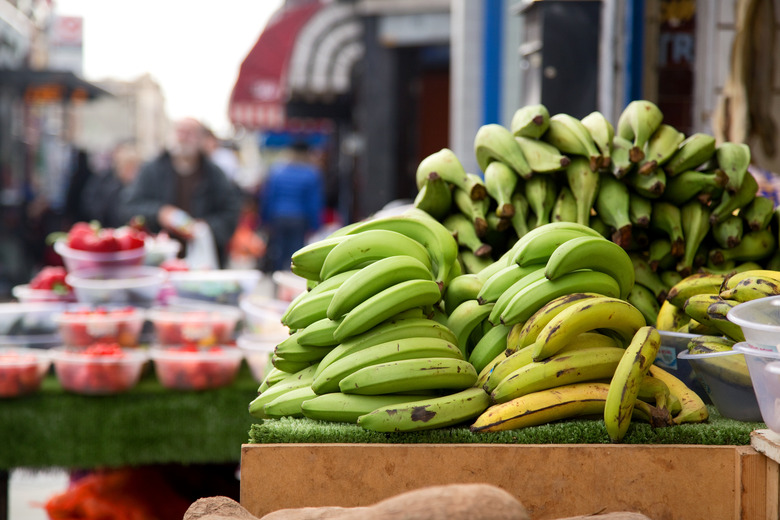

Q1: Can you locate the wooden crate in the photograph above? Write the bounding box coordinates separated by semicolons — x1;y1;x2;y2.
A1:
241;443;777;519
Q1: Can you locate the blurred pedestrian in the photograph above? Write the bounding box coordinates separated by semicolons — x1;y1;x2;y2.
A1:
63;148;95;226
81;141;141;228
200;126;241;186
258;139;324;273
120;117;241;268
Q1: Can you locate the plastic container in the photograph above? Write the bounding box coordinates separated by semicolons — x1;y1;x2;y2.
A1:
656;331;709;402
147;303;242;347
236;333;282;382
149;345;243;390
51;345;148;395
0;347;51;398
677;347;761;421
144;237;182;267
727;295;780;351
66;266;167;307
0;302;67;336
239;294;291;338
760;362;780;435
55;306;146;348
54;240;146;272
733;342;780;426
12;284;77;304
168;269;261;305
271;271;308;302
0;334;62;350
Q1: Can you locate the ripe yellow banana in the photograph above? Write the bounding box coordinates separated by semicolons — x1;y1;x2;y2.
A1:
647;365;708;424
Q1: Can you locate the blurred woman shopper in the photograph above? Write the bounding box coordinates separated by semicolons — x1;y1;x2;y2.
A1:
120;118;241;268
258;139;324;273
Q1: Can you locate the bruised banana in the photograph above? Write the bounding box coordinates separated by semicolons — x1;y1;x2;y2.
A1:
647;365;708;424
357;387;491;432
339;357;478;395
655;300;690;332
682;294;745;342
532;296;646;361
301;393;430;424
665;272;727;308
604;326;661;442
491;346;626;404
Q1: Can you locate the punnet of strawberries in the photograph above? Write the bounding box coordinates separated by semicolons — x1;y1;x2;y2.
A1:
51;221;148;253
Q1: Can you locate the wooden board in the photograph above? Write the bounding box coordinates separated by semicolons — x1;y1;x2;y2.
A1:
241;443;772;519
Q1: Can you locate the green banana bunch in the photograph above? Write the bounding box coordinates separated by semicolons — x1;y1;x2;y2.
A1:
637;123;685;175
709;171;758;225
339;357;478;395
677;200;711;276
595;173;632;248
416;148;486;200
413;171;452;220
524;174;558;227
290;235;348;280
301;393;429;424
708;229;776;267
580;110;614;167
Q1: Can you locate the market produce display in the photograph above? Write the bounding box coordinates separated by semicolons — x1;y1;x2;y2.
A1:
245;99;773;440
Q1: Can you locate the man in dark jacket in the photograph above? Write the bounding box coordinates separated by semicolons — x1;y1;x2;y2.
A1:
121;118;241;267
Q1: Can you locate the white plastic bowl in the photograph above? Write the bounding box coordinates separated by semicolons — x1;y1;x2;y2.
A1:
66;266;167;307
149;345;243;390
0;302;68;336
236;333;282;382
727;295;780;351
733;342;780;426
54;240;146;272
239;294;291;338
168;269;262;305
146;302;242;347
677;347;761;421
54;306;146;348
51;345;148;395
12;284;77;304
271;270;308;302
0;347;51;398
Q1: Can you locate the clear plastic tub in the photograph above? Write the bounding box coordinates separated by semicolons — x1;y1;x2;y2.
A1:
55;306;146;348
149;345;243;390
236;333;282;382
51;345;148;395
54;240;146;272
12;284;77;304
656;331;710;402
0;334;62;350
168;269;261;305
239;294;291;338
0;347;51;398
0;302;68;336
733;342;780;426
677;347;761;421
727;295;780;351
147;303;242;347
271;270;308;302
66;266;167;307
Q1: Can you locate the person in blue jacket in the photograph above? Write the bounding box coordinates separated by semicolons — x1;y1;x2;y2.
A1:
259;139;324;273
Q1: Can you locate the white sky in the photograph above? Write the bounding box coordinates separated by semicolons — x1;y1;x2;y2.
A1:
54;0;284;137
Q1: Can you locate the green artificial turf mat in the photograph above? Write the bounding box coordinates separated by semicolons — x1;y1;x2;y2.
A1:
0;363;259;470
248;406;765;446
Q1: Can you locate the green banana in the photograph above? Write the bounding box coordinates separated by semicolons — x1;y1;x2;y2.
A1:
484;161;519;217
474;123;533;178
262;385;318;419
340;357;478;395
499;270;623;327
564;156;601;226
616;100;664;162
664;132;717;176
624;168;667;199
543;113;602;170
290;235;348;280
610;135;635;178
358;387;490;432
626;283;661;326
514;136;571;174
510;104;550;138
295;317;341;347
444;213;493;258
630;253;669;303
636;123;685;175
544;235;635;299
580;110;614;167
487;266;548;325
468;323;511;374
708;228;776;266
281;288;337;330
248;364;319;418
443;273;483;314
715;141;751;194
524;174;558;227
604;326;661;442
677;200;711;277
333;279;443;341
327;255;434;320
647;238;674;272
662;169;728;206
743;195;775;231
413;171;452;220
312;336;463;395
270;355;314;374
551;186;578;223
446;299;495;357
274;331;332;363
709;171;758;224
416;148;484;199
628;192;653;228
460;250;495;274
452;185;489;238
509;191;531;238
595;173;632;247
477;262;547;305
301;393;428;424
650;201;685;257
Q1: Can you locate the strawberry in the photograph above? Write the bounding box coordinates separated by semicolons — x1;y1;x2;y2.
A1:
92;229;120;253
66;222;99;251
29;266;72;294
160;258;189;272
114;226;147;251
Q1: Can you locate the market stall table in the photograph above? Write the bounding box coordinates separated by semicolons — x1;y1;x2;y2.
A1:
0;363;258;519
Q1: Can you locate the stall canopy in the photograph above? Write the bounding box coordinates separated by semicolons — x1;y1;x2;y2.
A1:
0;68;111;102
229;0;363;131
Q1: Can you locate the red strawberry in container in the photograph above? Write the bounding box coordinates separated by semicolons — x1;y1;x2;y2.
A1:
114;226;147;251
13;266;76;303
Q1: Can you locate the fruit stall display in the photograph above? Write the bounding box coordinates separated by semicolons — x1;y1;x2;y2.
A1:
247;100;780;440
